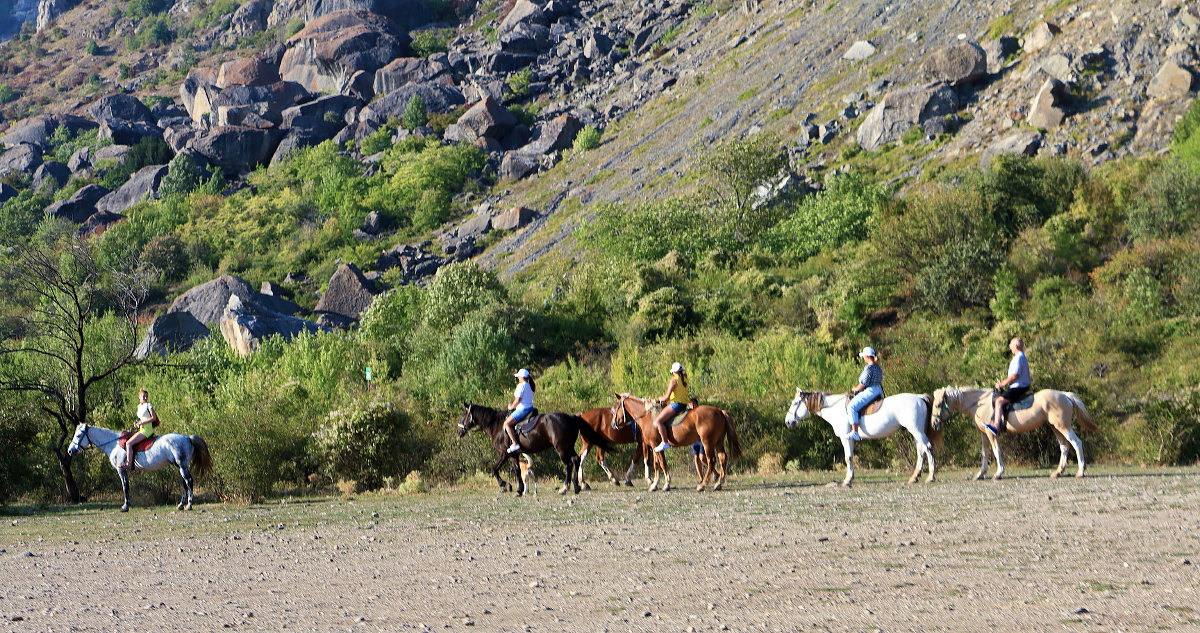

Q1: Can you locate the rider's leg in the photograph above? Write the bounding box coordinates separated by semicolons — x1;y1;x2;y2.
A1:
503;417;520;452
124;432;146;470
991;396;1009;433
653;406;674;452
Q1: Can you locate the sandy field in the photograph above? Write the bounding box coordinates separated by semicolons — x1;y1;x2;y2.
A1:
2;466;1199;633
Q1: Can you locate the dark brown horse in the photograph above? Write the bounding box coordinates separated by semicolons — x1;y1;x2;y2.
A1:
457;403;616;496
576;407;649;489
611;394;742;492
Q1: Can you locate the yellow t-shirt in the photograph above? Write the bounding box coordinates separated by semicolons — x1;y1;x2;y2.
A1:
668;378;689;405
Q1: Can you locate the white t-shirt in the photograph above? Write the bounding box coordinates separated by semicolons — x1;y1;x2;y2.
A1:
137;402;155;423
514;382;534;408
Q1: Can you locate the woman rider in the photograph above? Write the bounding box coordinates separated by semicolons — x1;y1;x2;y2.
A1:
504;369;537;453
124;388;159;471
847;347;883;442
652;362;689;453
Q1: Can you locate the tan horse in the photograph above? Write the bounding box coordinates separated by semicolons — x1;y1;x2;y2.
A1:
611;394;742;491
933;386;1098;480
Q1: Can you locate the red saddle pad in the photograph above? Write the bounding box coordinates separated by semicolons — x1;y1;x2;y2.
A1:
119;432;157;453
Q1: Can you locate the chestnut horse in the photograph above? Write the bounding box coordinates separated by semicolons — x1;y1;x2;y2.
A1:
457;403;615;496
611;394;742;492
576;407;649;489
933;386;1097;480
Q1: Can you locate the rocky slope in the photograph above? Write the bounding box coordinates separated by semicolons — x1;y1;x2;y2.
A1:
2;0;1198;307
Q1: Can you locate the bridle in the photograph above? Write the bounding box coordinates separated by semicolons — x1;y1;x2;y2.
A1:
67;424;119;455
457;404;474;436
611;396;629;430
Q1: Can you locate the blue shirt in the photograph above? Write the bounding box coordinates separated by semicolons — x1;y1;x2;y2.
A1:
1007;352;1031;389
858;364;883;389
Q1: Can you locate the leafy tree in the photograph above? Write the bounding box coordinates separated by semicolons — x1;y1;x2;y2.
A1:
696;133;789;237
764;171;890;262
0;228;152;502
401;95;428;131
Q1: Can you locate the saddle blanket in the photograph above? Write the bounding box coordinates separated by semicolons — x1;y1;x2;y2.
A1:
119;432;157;453
517;409;541;434
1010;393;1035;412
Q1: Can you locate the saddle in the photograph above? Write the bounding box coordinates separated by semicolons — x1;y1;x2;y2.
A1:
992;391;1036;416
516;408;541;434
118;431;156;453
649;402;690;427
846;392;885;416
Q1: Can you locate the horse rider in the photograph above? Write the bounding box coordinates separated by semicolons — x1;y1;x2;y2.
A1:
124;388;159;471
988;337;1031;435
847;347;883;442
652;362;690;453
504;369;537;453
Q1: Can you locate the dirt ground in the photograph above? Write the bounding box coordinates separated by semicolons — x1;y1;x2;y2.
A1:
2;466;1199;633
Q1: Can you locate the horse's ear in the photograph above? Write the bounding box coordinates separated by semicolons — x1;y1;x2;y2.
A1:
463;401;468;409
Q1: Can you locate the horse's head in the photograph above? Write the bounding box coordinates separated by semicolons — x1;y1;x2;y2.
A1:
67;423;90;456
456;403;477;438
931;388;956;427
611;393;630;430
784;389;824;428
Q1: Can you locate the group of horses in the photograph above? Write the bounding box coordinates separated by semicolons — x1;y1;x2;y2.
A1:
456;394;742;496
64;383;1096;511
459;384;1097;496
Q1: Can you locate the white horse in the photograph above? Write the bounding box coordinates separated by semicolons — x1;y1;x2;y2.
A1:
67;423;212;512
784;389;940;486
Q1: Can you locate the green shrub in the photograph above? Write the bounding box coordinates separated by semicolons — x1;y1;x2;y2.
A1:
401;95;428;131
764;171;890;263
989;265;1021;322
1126;160;1200;242
410;27;453;57
127;0;169;19
158;152;205;198
506;69;532;99
360;126;395;155
1173;98;1200;164
573;125;601;152
0;83;18;104
312;397;408;490
913;238;1006;313
141;233;189;282
85;40;100;55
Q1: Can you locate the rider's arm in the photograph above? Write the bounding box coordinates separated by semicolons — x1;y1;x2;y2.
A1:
508;395;520;410
996;372;1018;390
660;378;677;404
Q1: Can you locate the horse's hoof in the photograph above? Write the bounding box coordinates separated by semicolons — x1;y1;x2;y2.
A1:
1075;472;1085;478
557;487;567;495
1050;471;1061;479
581;482;591;490
120;505;129;513
973;473;983;481
695;485;705;492
713;482;722;491
648;484;658;492
176;503;184;511
906;477;918;485
992;474;1003;481
926;476;935;483
185;504;193;511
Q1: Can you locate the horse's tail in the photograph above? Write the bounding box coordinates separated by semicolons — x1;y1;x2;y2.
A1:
1065;392;1098;432
920;394;943;451
189;435;212;480
721;409;743;462
571;415;617;453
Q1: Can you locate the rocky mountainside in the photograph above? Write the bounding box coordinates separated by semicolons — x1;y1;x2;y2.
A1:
1;0;1198;290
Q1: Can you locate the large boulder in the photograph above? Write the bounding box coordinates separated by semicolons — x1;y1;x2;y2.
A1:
219;294;325;356
88;94;160;145
134;311;212;359
499;151;538;181
1148;60;1194;100
76;210;126;238
1024;21;1059;55
842;40;876;61
210;83;312;127
95;164;168;214
281;94;360;127
313;262;377;321
981;130;1043;168
222;0;273;46
445;96;517;143
216;57;282;88
180;69;221;124
1;114;96;150
855;82;959;152
982;37;1019;74
0;183;19;207
279;10;412;95
0;143;43;176
522;114;582;155
188;125;284;174
307;0;436;30
922;41;987;85
1028;79;1067;129
168;274;301;326
499;0;547;35
360;81;465;122
44;184;110;224
371;57;448;95
31;161;70;192
491;205;535;231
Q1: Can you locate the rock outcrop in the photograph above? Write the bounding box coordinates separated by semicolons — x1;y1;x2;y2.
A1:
168;274;301;326
279;10;411;94
219;294;325;356
856;83;959;152
313;263;377;322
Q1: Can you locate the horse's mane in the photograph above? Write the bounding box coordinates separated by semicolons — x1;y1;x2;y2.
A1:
466;403;507;428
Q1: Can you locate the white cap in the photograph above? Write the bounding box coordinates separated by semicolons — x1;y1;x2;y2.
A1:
514;368;530;378
670;362;684;373
859;347;877;358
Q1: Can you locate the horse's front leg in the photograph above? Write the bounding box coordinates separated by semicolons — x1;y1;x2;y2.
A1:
492;453;513;492
571;455;581;494
1050;428;1069;478
577;445;591;490
924;441;937;483
661;451;672;492
178;465;194;511
557;453;572;495
989;433;1005;480
908;439;925;485
118;468;131;513
841;437;854;487
622;451;638;487
514;459;526;497
975;431;989;480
